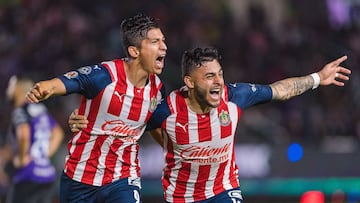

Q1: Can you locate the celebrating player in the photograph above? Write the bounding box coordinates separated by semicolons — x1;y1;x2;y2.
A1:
148;47;350;202
69;46;350;203
25;14;167;203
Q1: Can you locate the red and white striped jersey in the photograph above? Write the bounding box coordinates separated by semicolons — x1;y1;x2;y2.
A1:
162;87;242;202
64;59;163;186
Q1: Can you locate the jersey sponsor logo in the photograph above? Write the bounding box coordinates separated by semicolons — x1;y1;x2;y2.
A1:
228;190;243;200
77;66;92;75
229;83;237;87
149;96;157;112
180;143;231;164
101;120;141;142
219;110;230;126
63;71;78;79
175;122;188;133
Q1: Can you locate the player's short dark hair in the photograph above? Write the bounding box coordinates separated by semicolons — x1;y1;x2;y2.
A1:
120;13;160;57
181;47;221;78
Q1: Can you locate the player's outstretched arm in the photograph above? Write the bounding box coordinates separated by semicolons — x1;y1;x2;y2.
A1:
25;78;66;103
270;56;351;101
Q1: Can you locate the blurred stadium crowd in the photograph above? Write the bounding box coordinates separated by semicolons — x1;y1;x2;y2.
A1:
1;0;360;202
1;0;359;146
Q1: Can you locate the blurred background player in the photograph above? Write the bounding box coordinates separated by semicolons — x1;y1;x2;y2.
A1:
5;75;64;203
25;14;167;203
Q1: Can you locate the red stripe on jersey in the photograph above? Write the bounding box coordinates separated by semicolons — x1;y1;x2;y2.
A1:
213;161;227;194
119;144;133;178
176;90;188;112
223;84;229;101
78;96;87;115
193;165;211;201
66;131;90;179
173;162;191;201
128;87;144;121
163;130;175;195
106;60;126;116
197;113;212;142
173;92;190;144
102;63;115;81
229;145;239;188
65;96;87;178
81;136;107;183
134;144;140;177
101;139;124;185
219;102;233;139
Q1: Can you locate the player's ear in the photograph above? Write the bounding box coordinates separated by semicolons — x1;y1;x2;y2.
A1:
184;76;194;89
128;46;140;58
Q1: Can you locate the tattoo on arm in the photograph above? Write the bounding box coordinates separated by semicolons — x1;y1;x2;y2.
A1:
270;75;314;100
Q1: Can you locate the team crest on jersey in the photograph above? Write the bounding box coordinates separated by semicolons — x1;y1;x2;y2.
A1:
63;71;78;79
77;66;92;75
219;109;230;126
149;96;157;112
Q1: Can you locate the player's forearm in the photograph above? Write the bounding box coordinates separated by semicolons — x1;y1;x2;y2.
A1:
26;78;67;103
16;124;31;167
39;78;67;96
270;75;314;101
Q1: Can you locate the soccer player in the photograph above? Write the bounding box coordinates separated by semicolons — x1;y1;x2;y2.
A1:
6;75;64;203
69;47;350;203
147;47;350;202
25;14;167;203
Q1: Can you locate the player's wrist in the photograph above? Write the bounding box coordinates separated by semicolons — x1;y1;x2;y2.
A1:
310;73;320;89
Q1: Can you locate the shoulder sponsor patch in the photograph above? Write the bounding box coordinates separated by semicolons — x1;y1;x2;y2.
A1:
77;66;92;75
63;71;78;79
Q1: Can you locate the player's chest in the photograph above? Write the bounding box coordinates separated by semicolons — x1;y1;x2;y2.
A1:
165;108;237;145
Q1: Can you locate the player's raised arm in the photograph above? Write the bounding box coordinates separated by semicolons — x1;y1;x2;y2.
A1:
25;78;66;103
270;55;351;101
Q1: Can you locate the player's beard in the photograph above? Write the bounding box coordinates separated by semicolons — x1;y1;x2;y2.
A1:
194;84;220;109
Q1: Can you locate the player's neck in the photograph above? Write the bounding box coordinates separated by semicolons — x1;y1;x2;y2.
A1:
124;60;149;88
